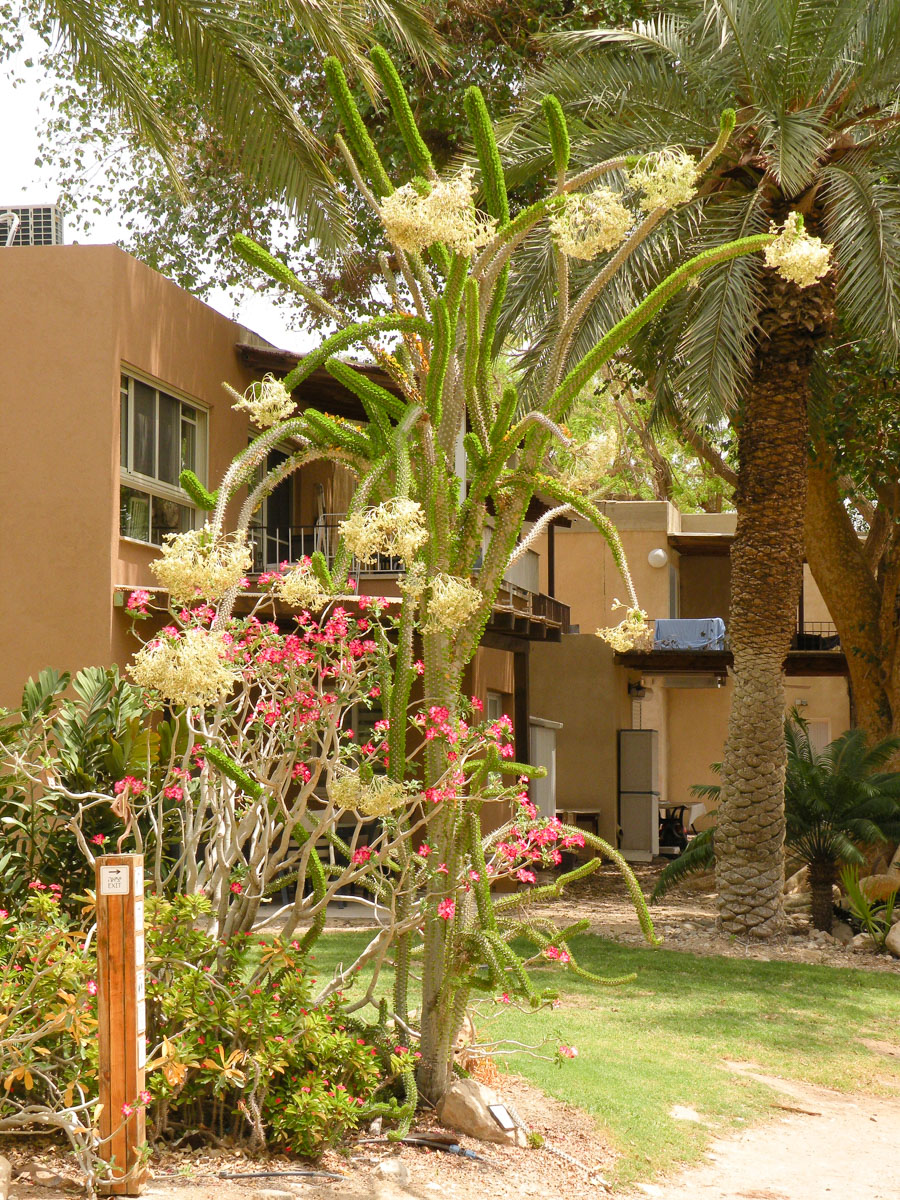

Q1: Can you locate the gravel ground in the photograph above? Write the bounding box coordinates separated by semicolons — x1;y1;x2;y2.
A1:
3;1075;615;1200
516;862;900;973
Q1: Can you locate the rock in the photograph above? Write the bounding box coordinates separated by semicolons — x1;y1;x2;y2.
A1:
376;1159;410;1187
885;923;900;959
832;921;855;946
851;932;876;952
784;893;812;913
860;873;900;902
0;1156;10;1200
436;1078;528;1146
249;1191;296;1200
784;868;809;894
14;1162;78;1191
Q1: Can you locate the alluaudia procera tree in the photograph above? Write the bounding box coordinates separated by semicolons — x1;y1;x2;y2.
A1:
176;47;827;1099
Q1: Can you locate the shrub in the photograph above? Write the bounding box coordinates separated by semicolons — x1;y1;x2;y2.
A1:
0;891;415;1168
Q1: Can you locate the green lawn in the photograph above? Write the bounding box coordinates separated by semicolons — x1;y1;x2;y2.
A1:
308;932;900;1187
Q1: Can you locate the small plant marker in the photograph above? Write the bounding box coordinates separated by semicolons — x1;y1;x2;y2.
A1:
96;854;147;1196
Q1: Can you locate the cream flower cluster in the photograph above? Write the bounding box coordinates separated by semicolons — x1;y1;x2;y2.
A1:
549;189;632;260
595;603;652;653
131;628;238;708
565;429;619;493
151;527;252;606
763;212;832;288
379;166;497;257
275;560;330;611
339;498;427;567
628;149;699;213
225;374;295;429
329;771;410;817
423;573;482;634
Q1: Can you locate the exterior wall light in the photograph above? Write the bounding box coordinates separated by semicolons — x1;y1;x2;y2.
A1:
648;548;669;568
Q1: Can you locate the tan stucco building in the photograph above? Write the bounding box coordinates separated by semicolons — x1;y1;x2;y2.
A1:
0;244;851;856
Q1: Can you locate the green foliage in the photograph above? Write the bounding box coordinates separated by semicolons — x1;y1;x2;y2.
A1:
0;892;417;1156
839;865;898;952
178;470;218;511
0;667;173;906
203;745;263;799
653;717;900;901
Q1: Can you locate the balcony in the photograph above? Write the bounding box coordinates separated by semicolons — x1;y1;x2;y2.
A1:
616;619;846;677
244;522;569;641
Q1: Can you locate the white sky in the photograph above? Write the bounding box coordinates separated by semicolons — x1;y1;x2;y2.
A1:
1;40;310;352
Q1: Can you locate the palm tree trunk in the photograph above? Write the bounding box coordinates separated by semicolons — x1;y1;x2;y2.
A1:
716;361;809;936
807;860;837;932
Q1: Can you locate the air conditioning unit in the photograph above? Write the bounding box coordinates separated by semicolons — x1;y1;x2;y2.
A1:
1;205;65;246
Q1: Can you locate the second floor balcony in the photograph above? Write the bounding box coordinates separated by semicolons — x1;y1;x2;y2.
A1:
616;619;845;678
245;520;567;641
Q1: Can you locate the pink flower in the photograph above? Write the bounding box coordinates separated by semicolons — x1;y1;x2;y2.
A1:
471;695;483;712
126;589;150;614
417;843;431;858
114;775;145;796
292;763;311;782
437;898;456;921
516;868;536;884
230;881;243;895
0;910;8;921
121;1103;134;1118
163;785;183;802
413;660;425;675
138;1090;151;1105
91;833;106;846
351;846;372;865
27;880;46;890
558;1045;578;1059
436;862;449;874
497;992;511;1004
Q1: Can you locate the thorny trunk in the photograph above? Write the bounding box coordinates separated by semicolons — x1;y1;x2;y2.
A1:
717;274;834;938
808;860;837;932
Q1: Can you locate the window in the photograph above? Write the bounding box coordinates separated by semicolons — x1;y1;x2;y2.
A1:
119;374;207;544
486;690;505;723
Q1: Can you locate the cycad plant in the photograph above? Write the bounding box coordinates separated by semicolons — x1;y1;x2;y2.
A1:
653;719;900;932
785;721;900;931
506;0;900;938
128;44;821;1098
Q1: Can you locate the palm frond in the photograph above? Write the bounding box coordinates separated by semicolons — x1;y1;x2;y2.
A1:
821;150;900;358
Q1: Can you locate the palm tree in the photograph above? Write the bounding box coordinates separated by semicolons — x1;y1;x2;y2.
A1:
21;0;439;242
652;719;900;932
785;721;900;930
507;0;900;936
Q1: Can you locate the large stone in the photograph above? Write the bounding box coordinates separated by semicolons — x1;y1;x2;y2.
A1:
885;922;900;959
860;873;900;903
0;1156;11;1200
435;1077;527;1147
375;1159;410;1187
832;921;855;946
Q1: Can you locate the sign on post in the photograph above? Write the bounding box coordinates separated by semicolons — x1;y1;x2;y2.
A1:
95;854;147;1196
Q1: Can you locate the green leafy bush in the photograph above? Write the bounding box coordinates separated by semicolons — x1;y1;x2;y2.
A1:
0;892;415;1160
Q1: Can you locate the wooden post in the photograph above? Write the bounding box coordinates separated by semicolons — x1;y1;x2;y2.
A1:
95;854;147;1196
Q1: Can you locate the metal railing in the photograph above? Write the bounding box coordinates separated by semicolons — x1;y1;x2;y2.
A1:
791;622;841;651
248;523;402;576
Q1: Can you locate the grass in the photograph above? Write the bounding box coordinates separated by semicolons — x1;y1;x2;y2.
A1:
308;932;900;1187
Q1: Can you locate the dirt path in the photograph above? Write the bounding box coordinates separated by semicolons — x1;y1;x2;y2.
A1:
623;1065;900;1200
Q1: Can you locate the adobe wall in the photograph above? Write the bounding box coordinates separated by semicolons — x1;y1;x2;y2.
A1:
0;247;120;705
0;245;261;704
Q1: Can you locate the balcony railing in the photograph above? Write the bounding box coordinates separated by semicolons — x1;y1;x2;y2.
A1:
248;523;402;577
791;622;841;651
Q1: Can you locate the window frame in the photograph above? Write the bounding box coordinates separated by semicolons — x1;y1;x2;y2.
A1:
119;370;209;546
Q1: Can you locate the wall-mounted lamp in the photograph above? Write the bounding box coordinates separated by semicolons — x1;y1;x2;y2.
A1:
647;547;669;569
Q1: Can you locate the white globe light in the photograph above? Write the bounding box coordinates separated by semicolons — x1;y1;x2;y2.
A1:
648;548;668;569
